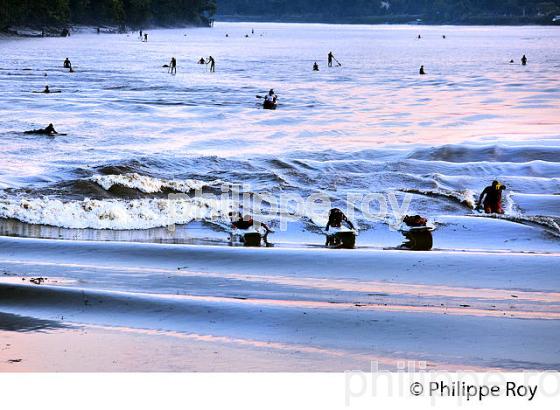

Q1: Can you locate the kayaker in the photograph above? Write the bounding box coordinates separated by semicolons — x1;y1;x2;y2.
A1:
263;89;277;109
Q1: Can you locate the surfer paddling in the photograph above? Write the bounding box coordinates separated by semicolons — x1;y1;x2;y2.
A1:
24;123;59;136
477;180;507;214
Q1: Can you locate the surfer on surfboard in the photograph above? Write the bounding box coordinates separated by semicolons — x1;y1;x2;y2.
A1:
24;123;59;136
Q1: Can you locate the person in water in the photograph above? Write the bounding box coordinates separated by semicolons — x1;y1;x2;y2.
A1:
207;56;215;72
230;212;272;245
43;85;50;93
169;57;177;74
328;51;335;67
419;65;426;75
477;180;507;214
24;123;58;136
313;62;319;71
325;208;356;246
521;54;528;65
198;57;206;64
63;58;71;69
144;33;148;42
263;89;277;109
401;215;433;251
139;29;143;39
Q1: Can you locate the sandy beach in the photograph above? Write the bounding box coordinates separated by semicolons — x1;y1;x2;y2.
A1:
1;235;559;371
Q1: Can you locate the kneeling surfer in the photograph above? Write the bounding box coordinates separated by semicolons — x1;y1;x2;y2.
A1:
325;208;356;247
230;212;273;246
477;180;507;214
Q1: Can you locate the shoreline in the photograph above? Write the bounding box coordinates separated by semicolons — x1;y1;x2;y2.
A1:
1;235;559;371
214;15;560;26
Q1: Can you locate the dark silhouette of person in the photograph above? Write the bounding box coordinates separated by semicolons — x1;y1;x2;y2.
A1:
139;29;143;39
510;59;515;63
325;208;356;246
521;54;527;65
252;28;254;35
144;33;148;42
169;57;177;74
419;65;426;75
313;62;319;71
401;215;433;251
207;56;215;72
198;57;206;64
230;212;272;246
97;27;100;34
263;89;277;109
477;180;507;214
63;58;71;69
418;34;421;39
442;35;446;39
328;51;334;67
43;85;50;93
25;123;58;136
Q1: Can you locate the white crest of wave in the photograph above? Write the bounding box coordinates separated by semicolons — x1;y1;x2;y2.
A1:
0;196;233;230
91;173;225;194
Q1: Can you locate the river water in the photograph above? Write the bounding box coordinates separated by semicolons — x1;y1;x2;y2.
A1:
0;22;559;249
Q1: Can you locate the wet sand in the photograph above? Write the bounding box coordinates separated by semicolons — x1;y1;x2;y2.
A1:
1;236;559;371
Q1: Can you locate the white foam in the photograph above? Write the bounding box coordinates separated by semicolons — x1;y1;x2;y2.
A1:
91;173;225;194
0;196;233;230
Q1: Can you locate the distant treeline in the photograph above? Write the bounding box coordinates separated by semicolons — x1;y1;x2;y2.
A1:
0;0;217;29
216;0;560;24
